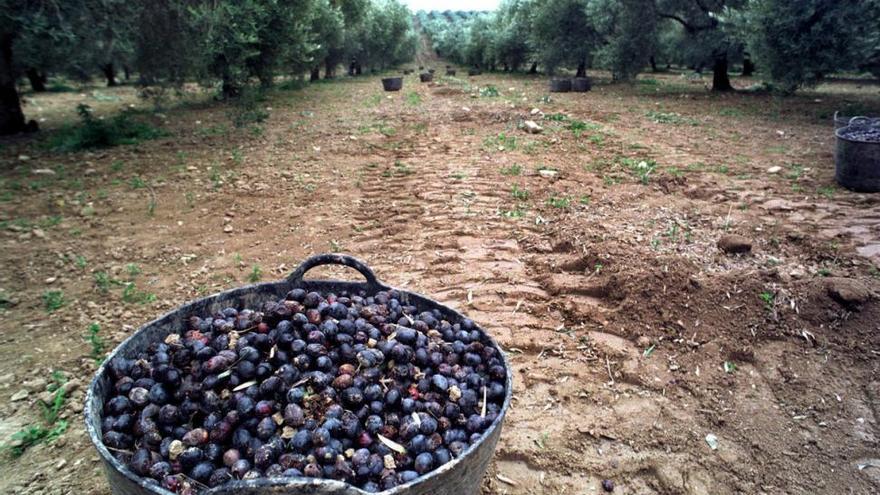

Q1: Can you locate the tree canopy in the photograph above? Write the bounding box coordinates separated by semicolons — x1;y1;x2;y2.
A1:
0;0;417;135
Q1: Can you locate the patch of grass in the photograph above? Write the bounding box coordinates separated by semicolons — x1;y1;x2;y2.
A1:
817;186;835;199
248;265;262;283
3;372;69;457
787;164;805;180
501;206;526;218
406;91;421;106
579;194;591;205
715;164;730;174
129;176;147;189
723;361;737;373
479;85;500;97
43;290;65;312
110;160;125;172
47;81;76;92
121;282;156;305
196;124;230;137
484;132;517;151
759;291;775;309
74;255;87;269
450;171;467;180
48;104;167;152
125;263;141;277
500;164;522;176
667;166;684;178
544;113;567;122
229;90;269;128
619;157;658;184
568;119;601;137
85;322;106;364
382;160;412;178
718;107;743;117
646;110;697;126
511;185;529;200
329;240;342;253
547;196;571;208
364;94;382;107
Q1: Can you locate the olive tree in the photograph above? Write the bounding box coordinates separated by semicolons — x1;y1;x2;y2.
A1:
529;0;598;76
743;0;880;91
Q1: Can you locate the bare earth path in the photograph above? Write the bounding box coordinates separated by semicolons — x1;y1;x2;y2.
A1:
1;70;879;494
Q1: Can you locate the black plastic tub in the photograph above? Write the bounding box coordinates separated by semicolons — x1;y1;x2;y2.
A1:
549;78;571;93
571;77;591;92
382;77;403;91
419;73;433;83
835;120;880;192
85;254;512;495
446;69;456;76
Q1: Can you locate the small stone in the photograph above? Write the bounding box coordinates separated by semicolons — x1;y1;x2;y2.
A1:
11;389;29;401
825;278;871;307
223;225;234;233
19;155;31;161
538;169;559;179
27;378;48;392
530;108;541;115
717;234;752;254
33;228;46;239
31;168;56;175
636;336;651;347
767;166;782;174
62;378;82;395
0;373;14;384
523;120;543;134
84;168;97;176
601;479;615;492
45;276;56;284
56;459;67;469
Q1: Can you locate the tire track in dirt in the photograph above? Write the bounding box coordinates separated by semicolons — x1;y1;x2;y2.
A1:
341;117;630;491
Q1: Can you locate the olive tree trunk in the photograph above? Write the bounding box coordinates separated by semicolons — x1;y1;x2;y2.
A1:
0;34;27;135
26;68;47;92
742;56;755;77
576;61;586;78
102;63;117;87
712;55;733;92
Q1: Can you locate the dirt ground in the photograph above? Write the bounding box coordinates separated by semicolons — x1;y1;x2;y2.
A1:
1;67;880;495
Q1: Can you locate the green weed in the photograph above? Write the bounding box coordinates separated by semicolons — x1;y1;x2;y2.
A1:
48;104;167;152
406;92;421;106
249;265;262;283
500;164;522;176
43;290;65;312
547;196;571;208
85;322;106;364
511;185;529;200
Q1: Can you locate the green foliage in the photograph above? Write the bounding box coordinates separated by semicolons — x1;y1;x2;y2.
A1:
249;265;263;283
479;85;500;97
48;105;167;152
121;282;156;305
3;372;69;457
500;164;523;176
43;290;65;312
743;0;880;91
86;323;106;364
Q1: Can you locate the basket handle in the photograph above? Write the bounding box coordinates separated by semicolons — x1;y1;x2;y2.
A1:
287;254;382;291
